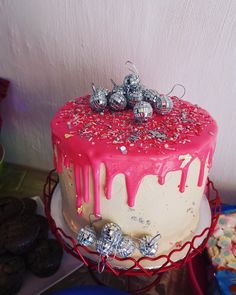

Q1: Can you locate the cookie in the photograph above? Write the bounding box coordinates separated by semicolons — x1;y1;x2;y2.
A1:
35;214;49;240
2;215;40;255
26;239;63;277
21;198;37;215
0;197;24;223
0;254;25;295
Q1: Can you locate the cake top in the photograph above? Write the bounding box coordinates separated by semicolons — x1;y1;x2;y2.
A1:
52;95;217;157
51;94;217;215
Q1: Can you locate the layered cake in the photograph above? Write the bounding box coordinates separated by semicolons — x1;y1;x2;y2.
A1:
51;77;217;268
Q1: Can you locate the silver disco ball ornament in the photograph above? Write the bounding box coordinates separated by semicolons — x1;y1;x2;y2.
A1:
123;73;140;90
139;234;160;256
109;92;127;111
90;84;108;112
96;238;114;257
126;88;143;108
110;79;125;95
101;223;122;245
117;236;136;258
133;101;153;123
142;89;160;107
154;95;173;115
77;225;96;247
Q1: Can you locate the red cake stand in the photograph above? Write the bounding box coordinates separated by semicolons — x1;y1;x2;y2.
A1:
44;170;220;294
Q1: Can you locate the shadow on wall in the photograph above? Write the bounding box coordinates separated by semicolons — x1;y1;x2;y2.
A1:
217;188;236;205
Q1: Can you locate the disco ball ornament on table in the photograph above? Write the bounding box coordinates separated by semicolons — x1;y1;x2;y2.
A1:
154;95;173;115
142;89;160;107
133;101;153;123
126;86;143;108
116;235;136;258
77;225;97;246
139;235;160;256
123;73;140;91
90;83;108;112
109;92;127;111
110;79;125;95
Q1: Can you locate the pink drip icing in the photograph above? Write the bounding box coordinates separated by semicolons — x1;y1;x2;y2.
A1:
74;165;82;212
125;173;143;207
198;156;206;187
91;163;101;217
179;163;191;193
158;175;165;185
82;165;89;203
51;95;218;216
104;172;115;200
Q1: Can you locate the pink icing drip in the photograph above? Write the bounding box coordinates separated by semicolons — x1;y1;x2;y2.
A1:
198;156;207;187
74;165;82;212
91;163;101;217
82;165;90;203
104;172;115;200
63;154;70;168
179;162;191;193
125;173;143;207
158;175;165;185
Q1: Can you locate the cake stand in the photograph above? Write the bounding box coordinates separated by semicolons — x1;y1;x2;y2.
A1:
44;170;221;294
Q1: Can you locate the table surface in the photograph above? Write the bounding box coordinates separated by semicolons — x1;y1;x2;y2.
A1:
0;163;206;294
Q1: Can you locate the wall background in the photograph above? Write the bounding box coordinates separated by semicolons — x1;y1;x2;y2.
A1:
0;0;235;202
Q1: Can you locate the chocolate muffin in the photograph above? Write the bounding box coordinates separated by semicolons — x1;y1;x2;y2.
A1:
0;254;25;295
2;215;40;255
35;214;49;240
21;198;37;215
26;239;63;277
0;197;24;223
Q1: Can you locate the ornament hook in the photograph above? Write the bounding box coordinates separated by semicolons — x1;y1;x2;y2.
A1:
89;213;102;227
98;256;106;273
91;83;96;93
125;60;139;75
110;79;117;87
149;232;161;246
166;84;186;99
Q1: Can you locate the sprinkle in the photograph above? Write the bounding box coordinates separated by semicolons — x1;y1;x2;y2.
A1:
120;146;127;154
64;133;74;139
67;121;72;129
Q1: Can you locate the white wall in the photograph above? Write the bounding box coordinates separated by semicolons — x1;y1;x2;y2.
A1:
0;0;235;202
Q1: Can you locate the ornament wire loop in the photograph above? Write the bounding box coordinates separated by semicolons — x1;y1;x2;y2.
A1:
110;79;116;86
98;256;106;273
91;83;96;93
125;60;139;75
149;233;161;246
89;213;102;227
166;84;186;99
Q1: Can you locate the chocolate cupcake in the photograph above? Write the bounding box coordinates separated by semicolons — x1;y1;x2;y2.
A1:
0;254;25;295
21;198;37;215
2;215;40;255
35;214;49;240
0;197;24;223
26;239;63;277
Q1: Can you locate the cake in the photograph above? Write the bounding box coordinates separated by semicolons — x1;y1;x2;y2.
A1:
51;81;217;269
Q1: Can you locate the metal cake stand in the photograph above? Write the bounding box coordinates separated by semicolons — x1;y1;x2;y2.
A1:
44;170;220;294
